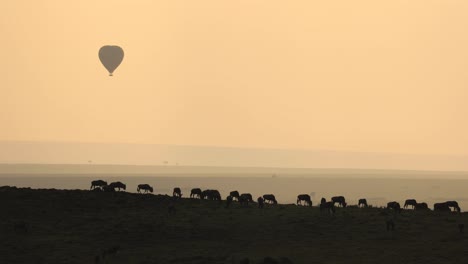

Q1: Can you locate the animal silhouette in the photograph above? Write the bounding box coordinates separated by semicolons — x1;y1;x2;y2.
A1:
414;202;429;210
173;187;182;198
358;199;368;207
239;193;253;206
320;197;326;204
387;201;401;213
90;180;107;190
202;190;221;201
229;191;240;201
137;184;153;193
320;201;335;214
445;201;461;212
297;194;312;206
263;194;278;205
331;196;347;207
257;197;265;208
108;182;126;191
190;188;202;199
225;195;233;208
434;202;451;212
404;199;417;209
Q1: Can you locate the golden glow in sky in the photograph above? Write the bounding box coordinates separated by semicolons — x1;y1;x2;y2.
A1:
1;1;468;156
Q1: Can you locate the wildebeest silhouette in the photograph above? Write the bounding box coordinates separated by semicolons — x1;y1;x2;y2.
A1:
190;188;202;199
225;195;233;208
320;197;326;204
239;195;248;206
297;194;312;206
320;201;335;214
230;191;240;201
434;202;451;212
201;189;210;199
263;194;278;205
414;202;429;210
109;181;126;191
239;193;253;206
202;189;221;201
358;198;368;207
210;190;222;201
90;180;107;190
446;201;461;212
331;196;347;207
173;187;182;198
387;201;401;213
404;199;417;209
257;197;265;208
137;184;153;193
240;193;253;202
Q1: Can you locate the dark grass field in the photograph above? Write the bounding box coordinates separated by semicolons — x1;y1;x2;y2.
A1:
1;186;467;264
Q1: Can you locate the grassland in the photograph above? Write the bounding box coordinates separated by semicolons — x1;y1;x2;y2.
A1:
1;186;467;264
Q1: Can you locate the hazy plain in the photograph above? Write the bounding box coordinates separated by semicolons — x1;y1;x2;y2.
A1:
1;165;467;211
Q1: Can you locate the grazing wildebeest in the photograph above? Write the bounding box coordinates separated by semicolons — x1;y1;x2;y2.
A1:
434;202;451;212
91;180;107;190
239;195;249;206
202;190;221;201
173;187;182;198
239;193;253;206
190;188;202;199
387;201;401;213
257;197;264;208
358;199;368;207
404;199;417;209
297;194;312;206
209;190;222;201
109;181;126;191
414;202;429;210
137;184;153;193
320;201;335;214
230;191;240;201
201;189;210;199
331;196;347;207
240;193;253;203
263;194;278;205
446;201;461;212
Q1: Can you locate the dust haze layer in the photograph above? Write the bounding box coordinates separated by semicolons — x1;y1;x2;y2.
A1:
1;141;467;172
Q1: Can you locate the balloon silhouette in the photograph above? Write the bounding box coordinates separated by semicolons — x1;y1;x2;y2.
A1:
98;45;124;76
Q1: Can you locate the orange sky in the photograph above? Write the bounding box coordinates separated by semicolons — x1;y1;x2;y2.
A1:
1;1;468;156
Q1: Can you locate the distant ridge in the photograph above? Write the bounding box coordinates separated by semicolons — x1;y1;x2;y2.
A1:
1;141;467;171
1;164;467;179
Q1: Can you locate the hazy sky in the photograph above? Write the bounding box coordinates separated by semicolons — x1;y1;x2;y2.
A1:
2;1;468;156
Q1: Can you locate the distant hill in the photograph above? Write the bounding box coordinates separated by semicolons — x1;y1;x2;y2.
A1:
1;141;467;172
1;164;467;179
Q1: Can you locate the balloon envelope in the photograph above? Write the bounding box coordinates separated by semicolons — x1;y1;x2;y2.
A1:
99;46;124;76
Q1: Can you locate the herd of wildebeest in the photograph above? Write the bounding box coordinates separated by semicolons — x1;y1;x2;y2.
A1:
90;179;462;214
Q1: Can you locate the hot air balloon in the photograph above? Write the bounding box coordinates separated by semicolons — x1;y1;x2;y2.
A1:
98;45;124;76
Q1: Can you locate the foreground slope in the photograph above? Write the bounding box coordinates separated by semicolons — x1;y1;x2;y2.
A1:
1;187;467;264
